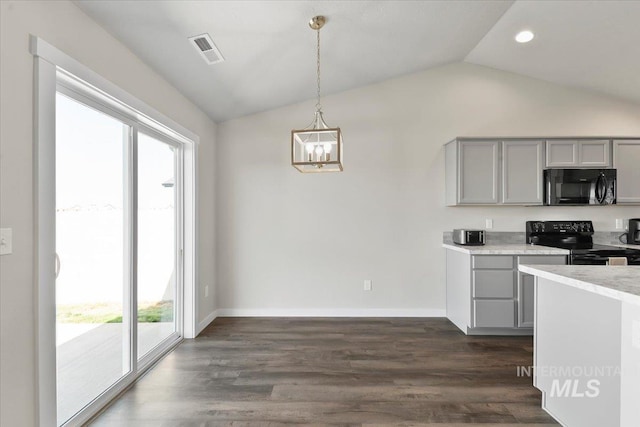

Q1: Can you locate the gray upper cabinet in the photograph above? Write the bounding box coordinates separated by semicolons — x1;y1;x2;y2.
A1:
613;139;640;204
546;139;611;168
459;141;499;204
545;140;577;167
446;137;634;206
580;140;611;166
446;140;499;205
502;140;544;205
445;139;543;206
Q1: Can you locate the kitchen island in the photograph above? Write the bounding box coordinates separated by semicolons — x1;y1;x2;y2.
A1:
518;265;640;427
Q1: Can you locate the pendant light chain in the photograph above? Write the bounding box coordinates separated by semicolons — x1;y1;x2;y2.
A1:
315;27;322;113
291;15;343;173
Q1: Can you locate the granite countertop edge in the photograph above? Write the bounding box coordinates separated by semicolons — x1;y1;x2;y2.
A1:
518;264;640;304
442;243;570;255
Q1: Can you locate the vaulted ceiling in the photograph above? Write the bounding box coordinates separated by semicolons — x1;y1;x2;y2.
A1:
75;0;640;122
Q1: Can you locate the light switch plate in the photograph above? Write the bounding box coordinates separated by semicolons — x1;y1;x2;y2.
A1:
0;228;12;255
485;219;493;229
364;280;372;291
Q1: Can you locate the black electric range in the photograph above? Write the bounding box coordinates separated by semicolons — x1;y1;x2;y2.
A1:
525;220;640;265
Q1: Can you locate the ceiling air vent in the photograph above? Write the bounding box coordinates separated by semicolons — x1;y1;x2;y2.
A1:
188;33;224;65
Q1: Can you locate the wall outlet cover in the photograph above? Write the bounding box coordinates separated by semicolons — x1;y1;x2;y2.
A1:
364;280;372;291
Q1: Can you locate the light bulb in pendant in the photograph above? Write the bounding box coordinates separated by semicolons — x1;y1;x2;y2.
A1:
315;146;324;156
323;143;332;153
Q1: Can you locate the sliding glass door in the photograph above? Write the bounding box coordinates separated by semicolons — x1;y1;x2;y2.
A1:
137;132;180;359
55;92;131;425
54;91;182;426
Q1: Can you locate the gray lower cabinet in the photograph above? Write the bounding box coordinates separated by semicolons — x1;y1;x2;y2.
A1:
517;272;536;327
517;255;567;328
613;139;640;204
474;300;515;328
445;250;567;335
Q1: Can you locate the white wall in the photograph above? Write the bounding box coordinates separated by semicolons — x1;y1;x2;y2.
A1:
216;62;640;314
0;1;217;425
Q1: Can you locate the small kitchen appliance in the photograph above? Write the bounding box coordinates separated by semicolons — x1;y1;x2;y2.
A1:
526;220;640;265
453;229;486;246
626;218;640;245
544;169;616;205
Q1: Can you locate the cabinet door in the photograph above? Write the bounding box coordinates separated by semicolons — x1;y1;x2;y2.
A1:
517;272;535;327
546;140;578;167
579;140;610;167
502;140;544;205
516;256;566;328
473;300;515;328
458;141;499;204
473;270;515;298
613;140;640;204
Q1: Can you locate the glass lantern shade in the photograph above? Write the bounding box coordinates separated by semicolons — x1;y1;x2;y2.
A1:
291;111;343;173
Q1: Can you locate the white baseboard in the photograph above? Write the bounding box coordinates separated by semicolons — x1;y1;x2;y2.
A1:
213;308;446;317
196;311;217;336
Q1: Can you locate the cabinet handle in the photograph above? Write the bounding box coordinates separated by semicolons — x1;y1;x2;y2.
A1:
55;252;61;279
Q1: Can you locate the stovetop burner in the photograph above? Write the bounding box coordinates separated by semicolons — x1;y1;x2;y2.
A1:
526;220;640;265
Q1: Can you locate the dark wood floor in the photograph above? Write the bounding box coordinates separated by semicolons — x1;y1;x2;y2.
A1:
90;318;558;426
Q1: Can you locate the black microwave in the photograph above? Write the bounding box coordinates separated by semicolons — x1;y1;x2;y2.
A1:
544;169;616;205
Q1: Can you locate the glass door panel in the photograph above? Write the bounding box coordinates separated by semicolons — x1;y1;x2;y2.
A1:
137;133;178;359
55;93;130;425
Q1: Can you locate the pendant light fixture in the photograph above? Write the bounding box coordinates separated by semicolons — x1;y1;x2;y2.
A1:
291;16;343;173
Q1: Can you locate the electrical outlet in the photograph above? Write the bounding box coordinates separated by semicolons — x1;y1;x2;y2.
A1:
616;219;625;230
205;285;209;298
0;228;12;255
485;219;493;229
364;280;372;291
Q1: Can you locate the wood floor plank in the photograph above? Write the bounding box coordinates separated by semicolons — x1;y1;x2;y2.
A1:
89;318;557;426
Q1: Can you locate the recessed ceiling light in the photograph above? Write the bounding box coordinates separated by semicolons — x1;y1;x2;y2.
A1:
515;30;535;43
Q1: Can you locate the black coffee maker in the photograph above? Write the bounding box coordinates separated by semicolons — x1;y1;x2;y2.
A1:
627;219;640;245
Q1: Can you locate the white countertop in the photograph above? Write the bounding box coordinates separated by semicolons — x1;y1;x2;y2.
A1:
442;243;569;255
518;264;640;304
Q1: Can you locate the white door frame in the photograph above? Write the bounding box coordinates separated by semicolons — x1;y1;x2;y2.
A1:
32;36;199;426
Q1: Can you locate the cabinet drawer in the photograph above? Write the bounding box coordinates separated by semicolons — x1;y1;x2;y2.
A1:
473;300;515;328
473;255;514;269
518;255;567;265
473;270;515;298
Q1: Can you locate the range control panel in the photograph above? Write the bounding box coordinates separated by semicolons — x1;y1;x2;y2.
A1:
526;221;594;234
